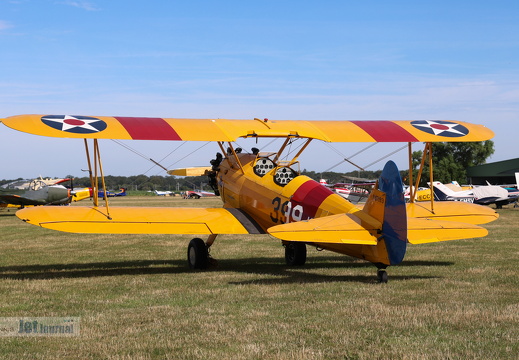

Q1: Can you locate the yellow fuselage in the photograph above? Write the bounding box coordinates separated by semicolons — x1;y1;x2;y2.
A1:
217;153;390;264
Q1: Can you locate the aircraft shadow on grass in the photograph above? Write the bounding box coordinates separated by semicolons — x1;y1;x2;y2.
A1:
0;257;451;283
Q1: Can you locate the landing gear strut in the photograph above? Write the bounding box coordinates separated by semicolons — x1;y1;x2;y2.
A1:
284;242;307;266
187;234;218;270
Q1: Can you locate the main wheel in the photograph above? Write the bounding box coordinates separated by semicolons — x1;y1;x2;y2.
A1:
187;238;209;269
284;242;307;266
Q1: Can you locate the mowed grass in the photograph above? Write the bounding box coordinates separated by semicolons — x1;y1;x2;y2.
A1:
0;197;517;359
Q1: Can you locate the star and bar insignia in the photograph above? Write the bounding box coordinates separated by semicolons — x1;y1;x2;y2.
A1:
41;115;107;134
411;120;469;138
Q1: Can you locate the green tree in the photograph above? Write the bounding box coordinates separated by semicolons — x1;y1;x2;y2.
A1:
412;141;494;186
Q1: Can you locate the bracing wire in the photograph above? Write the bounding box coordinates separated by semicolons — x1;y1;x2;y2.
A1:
143;141;188;175
322;143;378;173
110;139;213;190
165;141;212;170
111;140;152;162
362;144;408;169
283;138;306;161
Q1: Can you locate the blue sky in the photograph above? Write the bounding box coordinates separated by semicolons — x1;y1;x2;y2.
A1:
1;1;518;180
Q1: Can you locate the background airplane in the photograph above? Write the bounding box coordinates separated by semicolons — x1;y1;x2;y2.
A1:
0;176;93;207
1;177;70;191
182;190;216;199
98;188;127;198
1;180;74;207
153;190;173;196
426;181;518;208
320;179;373;203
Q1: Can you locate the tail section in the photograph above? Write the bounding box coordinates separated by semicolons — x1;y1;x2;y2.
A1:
268;161;408;266
269;161;492;268
363;160;407;265
430;181;453;201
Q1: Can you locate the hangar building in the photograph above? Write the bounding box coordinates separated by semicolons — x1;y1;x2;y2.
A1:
466;158;519;185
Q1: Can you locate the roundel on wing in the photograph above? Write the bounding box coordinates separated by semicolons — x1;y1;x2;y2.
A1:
41;115;107;134
411;120;469;138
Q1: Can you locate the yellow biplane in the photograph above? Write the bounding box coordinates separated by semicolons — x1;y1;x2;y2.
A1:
0;115;498;282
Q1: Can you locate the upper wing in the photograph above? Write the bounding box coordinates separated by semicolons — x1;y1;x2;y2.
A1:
1;115;493;142
15;206;264;235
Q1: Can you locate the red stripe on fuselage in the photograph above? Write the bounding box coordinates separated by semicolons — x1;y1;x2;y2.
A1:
351;121;418;142
291;180;335;220
115;117;182;140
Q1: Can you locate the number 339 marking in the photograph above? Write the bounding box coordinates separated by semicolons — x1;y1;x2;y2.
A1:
270;197;304;224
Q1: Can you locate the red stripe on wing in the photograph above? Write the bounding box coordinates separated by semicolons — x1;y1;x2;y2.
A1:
351;121;418;142
115;117;182;140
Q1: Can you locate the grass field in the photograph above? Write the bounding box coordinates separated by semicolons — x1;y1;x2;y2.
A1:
0;196;517;359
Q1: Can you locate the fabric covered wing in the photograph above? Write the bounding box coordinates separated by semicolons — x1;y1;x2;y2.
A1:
2;116;494;142
267;213;379;245
267;213;488;245
406;201;498;225
407;218;488;244
15;206;264;235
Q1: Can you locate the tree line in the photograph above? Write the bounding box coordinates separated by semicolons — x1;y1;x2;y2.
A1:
1;142;494;191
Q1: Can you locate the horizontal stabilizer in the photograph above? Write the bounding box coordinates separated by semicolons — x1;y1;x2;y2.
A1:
16;206;264;235
268;213;488;245
267;213;378;245
168;167;212;176
406;201;498;224
407;218;488;244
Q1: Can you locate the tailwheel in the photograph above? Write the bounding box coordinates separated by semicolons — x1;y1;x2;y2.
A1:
284;242;307;266
377;268;388;283
187;238;209;270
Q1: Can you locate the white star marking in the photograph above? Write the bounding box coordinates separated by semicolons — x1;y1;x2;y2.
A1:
43;115;102;132
413;120;466;136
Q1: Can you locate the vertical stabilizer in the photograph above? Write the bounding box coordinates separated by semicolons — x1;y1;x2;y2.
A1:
431;181;455;200
365;161;407;265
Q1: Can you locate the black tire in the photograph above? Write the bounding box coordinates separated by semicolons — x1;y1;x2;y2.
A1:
187;238;208;269
285;242;307;266
377;269;388;283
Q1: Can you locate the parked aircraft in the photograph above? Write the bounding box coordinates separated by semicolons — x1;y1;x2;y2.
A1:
0;179;75;207
1;115;499;282
182;190;216;199
320;180;373;203
154;190;173;196
1;177;70;191
426;181;518;208
98;188;127;198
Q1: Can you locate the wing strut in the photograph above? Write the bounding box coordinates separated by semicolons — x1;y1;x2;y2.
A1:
84;139;112;219
411;142;435;213
408;142;415;202
218;141;245;174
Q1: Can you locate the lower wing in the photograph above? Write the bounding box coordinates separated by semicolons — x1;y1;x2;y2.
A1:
16;206;264;235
